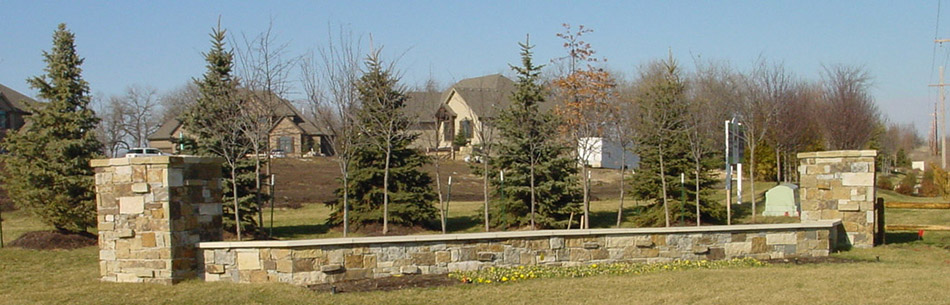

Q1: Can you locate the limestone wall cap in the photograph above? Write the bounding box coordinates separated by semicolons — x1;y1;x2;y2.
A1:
90;156;224;167
797;150;877;159
197;220;842;249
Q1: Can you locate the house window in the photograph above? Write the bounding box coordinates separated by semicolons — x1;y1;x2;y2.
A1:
460;119;473;139
0;111;7;129
443;121;454;141
278;136;294;153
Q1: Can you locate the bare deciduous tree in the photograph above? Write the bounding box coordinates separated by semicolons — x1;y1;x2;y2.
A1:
818;64;880;150
302;26;362;236
119;85;161;148
234;21;299;234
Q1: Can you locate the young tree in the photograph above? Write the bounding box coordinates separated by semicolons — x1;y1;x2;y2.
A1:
629;54;690;227
326;50;438;234
741;60;790;223
182;23;256;240
492;37;580;229
551;24;616;229
234;22;297;234
0;23;102;233
303;26;362;236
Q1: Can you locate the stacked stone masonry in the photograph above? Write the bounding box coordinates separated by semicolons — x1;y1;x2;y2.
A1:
797;150;877;248
92;156;224;284
197;222;839;285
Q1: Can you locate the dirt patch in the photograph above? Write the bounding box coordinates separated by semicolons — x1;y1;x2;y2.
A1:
308;274;460;293
764;256;861;264
271;157;626;207
9;230;97;250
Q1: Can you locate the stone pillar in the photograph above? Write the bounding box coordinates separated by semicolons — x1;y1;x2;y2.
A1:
92;156;223;284
797;150;876;249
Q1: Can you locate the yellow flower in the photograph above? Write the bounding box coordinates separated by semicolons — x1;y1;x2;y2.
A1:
486;280;492;283
502;277;508;282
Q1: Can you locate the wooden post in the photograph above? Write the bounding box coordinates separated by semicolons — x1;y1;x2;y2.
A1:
875;197;885;246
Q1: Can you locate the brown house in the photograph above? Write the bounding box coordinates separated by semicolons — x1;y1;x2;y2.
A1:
0;83;37;138
148;98;332;157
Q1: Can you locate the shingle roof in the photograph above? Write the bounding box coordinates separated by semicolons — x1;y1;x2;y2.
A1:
404;91;443;123
444;74;515;119
148;91;329;140
0;83;38;113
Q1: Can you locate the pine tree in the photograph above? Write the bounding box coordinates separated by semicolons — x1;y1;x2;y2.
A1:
181;23;258;239
0;24;102;233
490;38;581;229
630;56;723;227
326;51;438;232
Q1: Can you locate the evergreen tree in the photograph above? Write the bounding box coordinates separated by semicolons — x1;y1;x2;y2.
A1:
181;23;258;239
327;51;438;232
0;24;102;233
490;38;581;229
630;56;722;227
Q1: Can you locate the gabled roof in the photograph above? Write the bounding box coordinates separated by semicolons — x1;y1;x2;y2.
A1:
148;118;183;141
404;91;443;123
444;74;515;119
0;83;38;113
148;91;329;140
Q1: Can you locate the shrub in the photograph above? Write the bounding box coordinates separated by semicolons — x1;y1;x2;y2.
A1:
876;175;894;191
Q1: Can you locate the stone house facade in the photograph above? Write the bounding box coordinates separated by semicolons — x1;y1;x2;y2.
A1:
148;98;331;157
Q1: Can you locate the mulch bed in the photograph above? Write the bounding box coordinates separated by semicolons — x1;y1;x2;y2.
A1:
308;274;460;294
9;230;97;250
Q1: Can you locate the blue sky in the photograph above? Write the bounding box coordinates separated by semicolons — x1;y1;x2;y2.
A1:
0;1;943;133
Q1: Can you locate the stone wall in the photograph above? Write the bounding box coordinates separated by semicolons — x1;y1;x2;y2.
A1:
92;156;224;284
797;150;877;248
197;221;839;285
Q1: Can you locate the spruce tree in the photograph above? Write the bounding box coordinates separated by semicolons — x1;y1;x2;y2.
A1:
326;52;438;232
630;57;724;227
0;24;102;233
490;38;580;229
181;23;258;239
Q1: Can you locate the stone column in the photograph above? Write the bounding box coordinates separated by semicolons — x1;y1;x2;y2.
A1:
92;156;223;284
797;150;876;249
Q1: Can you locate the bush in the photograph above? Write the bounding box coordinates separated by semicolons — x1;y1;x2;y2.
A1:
876;175;894;191
895;172;918;196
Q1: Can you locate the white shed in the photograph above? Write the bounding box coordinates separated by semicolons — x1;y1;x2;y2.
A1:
763;183;800;217
578;137;639;169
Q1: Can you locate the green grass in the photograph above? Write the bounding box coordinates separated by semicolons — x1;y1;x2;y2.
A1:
4;186;950;304
2;243;949;304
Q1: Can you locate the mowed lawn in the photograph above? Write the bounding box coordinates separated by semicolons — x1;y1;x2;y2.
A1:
1;242;949;304
3;187;950;304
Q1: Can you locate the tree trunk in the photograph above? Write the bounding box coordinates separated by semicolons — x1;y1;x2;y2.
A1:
695;167;701;226
659;144;670;227
483;159;490;232
583;166;590;229
255;146;263;236
342;169;349;237
530;162;536;230
749;147;756;224
616;152;625;228
776;147;781;183
383;143;391;235
232;165;242;240
435;154;446;234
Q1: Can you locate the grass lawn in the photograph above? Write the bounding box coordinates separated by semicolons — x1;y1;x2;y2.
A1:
1;240;949;304
4;185;950;304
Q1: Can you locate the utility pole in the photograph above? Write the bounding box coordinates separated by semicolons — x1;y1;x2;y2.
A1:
933;38;950;168
930;66;947;168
